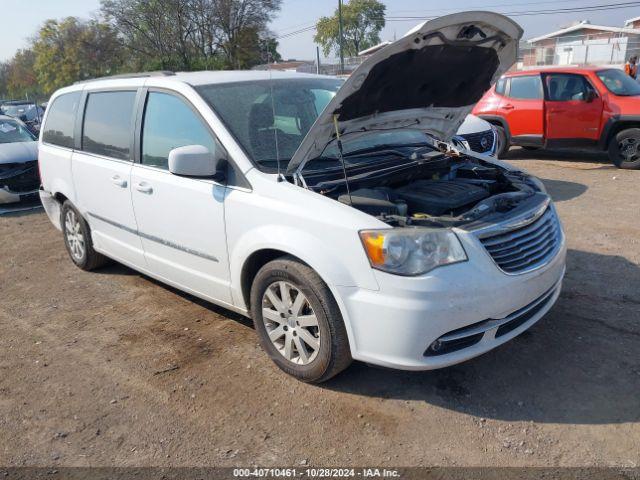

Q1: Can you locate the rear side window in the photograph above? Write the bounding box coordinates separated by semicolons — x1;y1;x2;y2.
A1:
82;91;137;160
508;76;543;100
141;91;218;170
42;92;81;148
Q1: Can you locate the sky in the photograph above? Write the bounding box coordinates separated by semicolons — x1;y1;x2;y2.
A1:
1;0;639;62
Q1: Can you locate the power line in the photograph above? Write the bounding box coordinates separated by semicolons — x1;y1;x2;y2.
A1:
386;0;617;15
274;0;608;35
274;1;640;40
275;20;318;36
384;1;640;20
276;25;316;39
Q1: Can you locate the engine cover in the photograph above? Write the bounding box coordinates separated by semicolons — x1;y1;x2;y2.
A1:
395;179;489;216
338;188;406;216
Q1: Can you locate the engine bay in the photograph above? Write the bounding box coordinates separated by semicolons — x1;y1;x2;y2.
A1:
303;152;542;228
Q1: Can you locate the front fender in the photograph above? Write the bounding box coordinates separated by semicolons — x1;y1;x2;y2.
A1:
229;224;379;310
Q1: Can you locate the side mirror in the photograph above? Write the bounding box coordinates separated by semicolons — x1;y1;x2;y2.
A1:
585;90;597;103
168;144;225;181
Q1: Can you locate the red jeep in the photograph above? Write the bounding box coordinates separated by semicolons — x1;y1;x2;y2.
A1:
473;67;640;169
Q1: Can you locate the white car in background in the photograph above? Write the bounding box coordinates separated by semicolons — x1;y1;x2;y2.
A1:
454;114;499;157
0;115;40;205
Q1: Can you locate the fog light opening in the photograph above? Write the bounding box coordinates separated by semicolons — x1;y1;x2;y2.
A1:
429;340;442;353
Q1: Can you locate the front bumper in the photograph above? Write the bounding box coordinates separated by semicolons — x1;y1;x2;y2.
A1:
336;224;566;370
39;188;62;230
0;160;40;204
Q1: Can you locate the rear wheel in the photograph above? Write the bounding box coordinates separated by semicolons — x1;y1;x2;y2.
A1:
61;201;109;271
608;128;640;169
250;256;352;383
494;125;510;158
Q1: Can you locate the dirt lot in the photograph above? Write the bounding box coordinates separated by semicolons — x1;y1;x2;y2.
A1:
0;148;639;468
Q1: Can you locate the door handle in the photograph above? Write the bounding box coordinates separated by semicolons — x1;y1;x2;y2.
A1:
111;175;127;188
502;104;514;110
135;182;153;194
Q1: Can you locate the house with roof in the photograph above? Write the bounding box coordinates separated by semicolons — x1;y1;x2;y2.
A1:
523;18;640;68
625;16;640;29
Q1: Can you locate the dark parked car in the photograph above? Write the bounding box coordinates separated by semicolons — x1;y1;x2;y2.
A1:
0;101;45;135
0;114;39;205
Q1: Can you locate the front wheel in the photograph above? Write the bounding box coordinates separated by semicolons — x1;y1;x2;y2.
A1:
609;128;640;169
494;125;510;158
250;256;352;383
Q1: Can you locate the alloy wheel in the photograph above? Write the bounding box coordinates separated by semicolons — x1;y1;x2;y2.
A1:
261;281;320;365
619;137;639;162
64;210;85;261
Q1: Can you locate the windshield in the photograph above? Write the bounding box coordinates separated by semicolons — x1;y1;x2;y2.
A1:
0;118;36;143
596;69;640;96
196;78;342;171
1;104;43;121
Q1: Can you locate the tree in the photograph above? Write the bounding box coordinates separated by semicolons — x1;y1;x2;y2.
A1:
259;37;282;63
5;49;41;98
210;0;282;68
101;0;196;70
101;0;282;70
32;17;124;93
0;62;9;98
314;0;385;58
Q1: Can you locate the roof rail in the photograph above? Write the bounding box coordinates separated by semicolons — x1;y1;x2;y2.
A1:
74;71;176;84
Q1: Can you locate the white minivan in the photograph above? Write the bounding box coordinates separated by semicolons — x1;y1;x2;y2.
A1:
39;12;566;382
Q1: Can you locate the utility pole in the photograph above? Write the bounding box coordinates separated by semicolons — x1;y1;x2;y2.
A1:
338;0;345;74
316;46;321;74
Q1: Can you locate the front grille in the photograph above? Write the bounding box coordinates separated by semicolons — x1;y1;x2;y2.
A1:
479;207;561;274
460;129;495;153
0;161;40;193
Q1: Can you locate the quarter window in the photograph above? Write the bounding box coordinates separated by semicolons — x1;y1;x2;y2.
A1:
82;91;137;160
495;77;507;95
508;76;543;100
42;92;81;148
141;92;218;170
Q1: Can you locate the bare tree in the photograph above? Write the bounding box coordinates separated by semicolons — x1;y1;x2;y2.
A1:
210;0;282;68
100;0;282;70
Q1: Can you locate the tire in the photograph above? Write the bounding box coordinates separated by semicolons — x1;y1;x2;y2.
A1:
608;128;640;169
494;125;510;158
60;201;109;271
250;256;352;383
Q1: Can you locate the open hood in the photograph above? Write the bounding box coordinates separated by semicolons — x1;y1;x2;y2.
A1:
286;11;523;174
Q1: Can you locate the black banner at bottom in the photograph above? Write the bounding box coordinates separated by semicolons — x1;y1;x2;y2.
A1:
0;467;638;480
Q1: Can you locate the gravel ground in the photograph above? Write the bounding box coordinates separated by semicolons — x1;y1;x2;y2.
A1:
0;148;638;468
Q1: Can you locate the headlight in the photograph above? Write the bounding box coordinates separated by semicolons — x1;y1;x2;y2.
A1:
359;228;467;276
